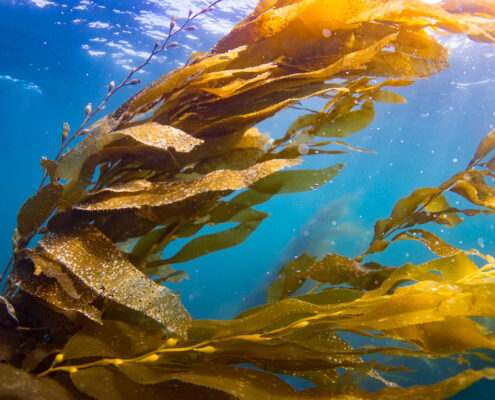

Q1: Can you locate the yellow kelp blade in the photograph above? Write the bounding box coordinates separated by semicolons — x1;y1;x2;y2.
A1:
75;159;298;211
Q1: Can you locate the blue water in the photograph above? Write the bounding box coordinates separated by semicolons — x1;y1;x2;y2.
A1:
1;0;495;397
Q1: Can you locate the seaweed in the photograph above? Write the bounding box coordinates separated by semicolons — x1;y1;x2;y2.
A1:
1;0;495;399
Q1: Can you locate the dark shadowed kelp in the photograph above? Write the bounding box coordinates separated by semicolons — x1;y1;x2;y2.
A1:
1;0;495;399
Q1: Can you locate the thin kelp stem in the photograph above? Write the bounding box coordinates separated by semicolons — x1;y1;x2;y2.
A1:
0;253;14;294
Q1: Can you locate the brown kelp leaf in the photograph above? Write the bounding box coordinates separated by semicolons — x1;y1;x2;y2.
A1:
72;366;231;400
17;182;63;238
193;147;266;174
10;260;101;323
386;317;495;354
76;159;298;211
368;187;442;247
366;51;448;78
63;320;163;360
296;287;363;306
267;253;317;303
251;163;344;195
422;193;462;227
123;46;248;116
27;249;80;299
0;363;85;400
39;225;190;336
0;295;18;324
207;201;268;225
57;115;117;183
292;254;389;293
364;253;479;299
313;100;375;138
164;219;265;264
153;363;308;400
370;89;406;103
392;229;462;257
98;122;203;153
450;180;495;211
153;268;189;285
40;158;59;182
233;127;271;150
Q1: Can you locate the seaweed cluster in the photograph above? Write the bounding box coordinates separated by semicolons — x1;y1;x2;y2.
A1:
1;0;495;399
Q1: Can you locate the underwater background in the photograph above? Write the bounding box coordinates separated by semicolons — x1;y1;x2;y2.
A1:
1;0;495;398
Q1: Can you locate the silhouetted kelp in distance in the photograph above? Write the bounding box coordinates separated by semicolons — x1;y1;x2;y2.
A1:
1;0;495;398
242;195;371;311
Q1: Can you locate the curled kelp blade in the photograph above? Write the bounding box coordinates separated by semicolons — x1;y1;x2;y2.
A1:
38;225;190;336
10;259;101;324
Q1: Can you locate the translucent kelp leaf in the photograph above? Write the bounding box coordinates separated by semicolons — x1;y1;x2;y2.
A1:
39;225;190;336
267;253;316;303
366;51;448;79
364;253;479;299
232;127;271;150
251;163;344;195
208;201;269;224
287;113;320;135
153;269;189;285
10;260;101;323
200;66;276;98
165;220;265;264
313;100;375;138
450;180;495;211
63;320;163;360
386;317;495;354
76;159;298;211
296;287;363;305
295;254;391;292
98;122;203;153
0;363;84;400
17;182;63;239
370;89;406;103
392;229;462;257
422;193;462;227
369;187;442;246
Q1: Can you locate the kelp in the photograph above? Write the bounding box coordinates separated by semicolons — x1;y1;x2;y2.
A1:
2;0;495;399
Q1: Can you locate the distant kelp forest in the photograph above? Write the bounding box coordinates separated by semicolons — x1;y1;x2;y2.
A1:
1;0;495;399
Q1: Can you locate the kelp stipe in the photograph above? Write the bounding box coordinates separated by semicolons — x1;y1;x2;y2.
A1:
1;0;495;399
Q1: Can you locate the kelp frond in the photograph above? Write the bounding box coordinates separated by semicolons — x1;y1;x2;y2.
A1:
1;0;495;399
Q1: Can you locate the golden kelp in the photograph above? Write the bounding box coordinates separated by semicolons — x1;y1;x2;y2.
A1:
2;0;495;399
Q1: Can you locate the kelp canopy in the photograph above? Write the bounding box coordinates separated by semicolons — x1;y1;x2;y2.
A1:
1;0;495;399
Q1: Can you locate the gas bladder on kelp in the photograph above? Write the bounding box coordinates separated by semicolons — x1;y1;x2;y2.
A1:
2;0;495;399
